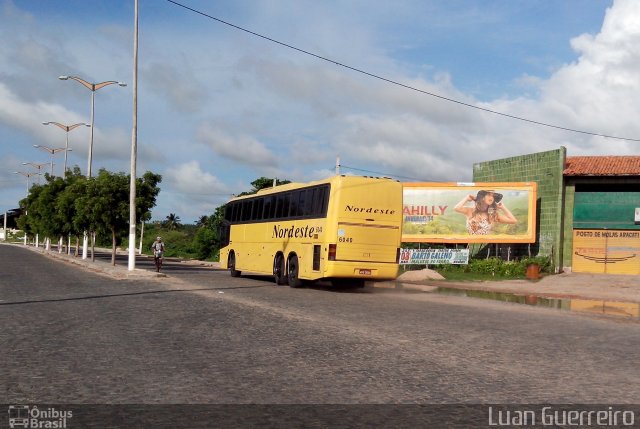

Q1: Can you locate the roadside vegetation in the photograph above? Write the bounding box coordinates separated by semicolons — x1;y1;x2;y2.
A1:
433;255;553;281
15;171;551;278
16;167;161;265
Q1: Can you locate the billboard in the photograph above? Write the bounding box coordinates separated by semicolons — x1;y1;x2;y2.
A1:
402;182;537;243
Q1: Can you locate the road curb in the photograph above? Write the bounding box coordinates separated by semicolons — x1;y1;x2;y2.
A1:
13;243;166;280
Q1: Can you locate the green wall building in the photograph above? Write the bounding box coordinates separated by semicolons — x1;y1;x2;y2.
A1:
473;148;640;274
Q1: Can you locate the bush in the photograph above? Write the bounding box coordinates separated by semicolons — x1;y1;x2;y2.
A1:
434;255;553;279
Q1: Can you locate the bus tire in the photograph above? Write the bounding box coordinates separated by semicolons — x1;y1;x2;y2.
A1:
287;254;303;288
228;252;241;277
274;253;287;285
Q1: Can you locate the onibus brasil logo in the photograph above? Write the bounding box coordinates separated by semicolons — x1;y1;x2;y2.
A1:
8;405;73;428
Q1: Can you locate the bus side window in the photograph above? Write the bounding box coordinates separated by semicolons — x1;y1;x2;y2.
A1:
264;196;275;220
312;186;328;216
282;193;291;219
275;194;285;219
319;185;329;215
304;188;316;217
219;221;230;248
231;203;240;223
241;200;252;222
289;190;303;218
296;189;306;218
252;198;264;221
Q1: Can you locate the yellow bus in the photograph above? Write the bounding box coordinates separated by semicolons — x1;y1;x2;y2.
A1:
219;175;403;287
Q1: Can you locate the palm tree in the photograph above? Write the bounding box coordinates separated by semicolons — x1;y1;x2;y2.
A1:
164;213;181;230
195;215;209;227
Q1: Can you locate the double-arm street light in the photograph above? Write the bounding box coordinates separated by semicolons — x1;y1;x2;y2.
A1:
59;75;127;178
42;122;90;174
13;171;40;196
33;145;66;177
21;162;49;184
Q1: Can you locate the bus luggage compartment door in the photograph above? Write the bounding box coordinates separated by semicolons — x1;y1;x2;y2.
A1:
334;221;399;263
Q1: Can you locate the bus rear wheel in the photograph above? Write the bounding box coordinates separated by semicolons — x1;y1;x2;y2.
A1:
287;254;303;288
273;253;287;285
228;252;241;277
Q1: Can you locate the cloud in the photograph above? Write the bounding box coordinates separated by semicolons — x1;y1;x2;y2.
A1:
196;124;279;167
142;61;209;114
160;160;231;220
166;160;227;196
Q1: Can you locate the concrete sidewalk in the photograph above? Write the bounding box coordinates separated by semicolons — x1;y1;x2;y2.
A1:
13;243;169;280
9;243;640;304
390;269;640;304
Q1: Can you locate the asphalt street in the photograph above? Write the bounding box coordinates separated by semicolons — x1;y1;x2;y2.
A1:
1;244;639;427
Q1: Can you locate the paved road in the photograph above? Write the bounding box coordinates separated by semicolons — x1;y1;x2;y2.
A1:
1;245;639;426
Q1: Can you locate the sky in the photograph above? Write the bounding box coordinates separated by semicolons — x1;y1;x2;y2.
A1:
1;0;638;224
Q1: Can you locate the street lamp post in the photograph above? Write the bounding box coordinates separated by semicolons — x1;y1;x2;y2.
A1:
33;145;66;177
21;162;49;184
13;171;39;196
128;0;139;271
14;171;39;246
58;76;126;178
42;122;90;175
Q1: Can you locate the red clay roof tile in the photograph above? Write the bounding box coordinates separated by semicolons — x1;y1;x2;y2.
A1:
564;156;640;176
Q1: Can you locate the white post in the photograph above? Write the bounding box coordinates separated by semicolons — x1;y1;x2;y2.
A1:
68;235;71;255
63;131;69;174
138;221;144;255
35;234;39;248
82;232;88;259
2;211;6;241
58;237;63;253
45;237;50;251
127;0;139;271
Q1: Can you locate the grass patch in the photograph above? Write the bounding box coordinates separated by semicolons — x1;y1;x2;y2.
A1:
428;255;553;281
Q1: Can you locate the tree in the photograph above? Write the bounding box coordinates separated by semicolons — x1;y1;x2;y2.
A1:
193;206;225;260
17;173;71;246
82;170;161;265
16;168;162;265
236;177;291;197
164;213;181;230
56;167;89;252
195;215;209;227
192;177;292;260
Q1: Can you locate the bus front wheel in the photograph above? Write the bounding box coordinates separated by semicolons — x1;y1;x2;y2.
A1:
287;254;303;288
228;252;241;277
274;253;287;285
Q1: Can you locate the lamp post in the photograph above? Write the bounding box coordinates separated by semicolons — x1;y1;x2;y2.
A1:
14;171;39;246
127;0;139;271
42;122;90;175
21;162;49;184
33;145;66;177
13;171;39;196
58;75;127;178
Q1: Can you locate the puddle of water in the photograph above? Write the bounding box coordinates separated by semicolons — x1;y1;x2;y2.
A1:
433;287;640;319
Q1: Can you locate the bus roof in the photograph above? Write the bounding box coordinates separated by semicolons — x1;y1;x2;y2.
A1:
227;175;398;202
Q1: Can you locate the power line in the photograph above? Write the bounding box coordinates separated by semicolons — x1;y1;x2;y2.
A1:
338;164;428;182
165;0;640;143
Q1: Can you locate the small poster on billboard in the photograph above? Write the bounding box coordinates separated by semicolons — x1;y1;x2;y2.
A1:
399;248;470;265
